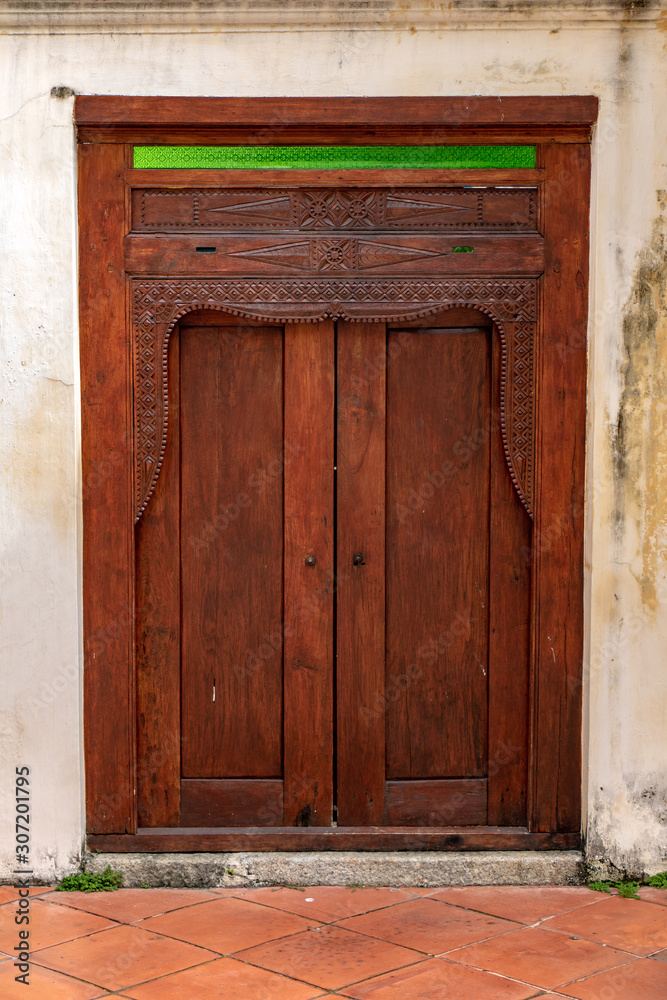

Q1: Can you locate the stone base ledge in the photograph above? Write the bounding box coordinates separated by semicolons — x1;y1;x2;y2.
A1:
84;849;585;888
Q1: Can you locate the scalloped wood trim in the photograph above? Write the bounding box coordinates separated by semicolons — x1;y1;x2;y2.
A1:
132;276;536;521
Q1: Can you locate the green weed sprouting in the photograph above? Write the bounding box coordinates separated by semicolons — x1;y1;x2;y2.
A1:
56;865;123;893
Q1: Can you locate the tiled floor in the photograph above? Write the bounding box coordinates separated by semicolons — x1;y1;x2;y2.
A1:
0;883;665;998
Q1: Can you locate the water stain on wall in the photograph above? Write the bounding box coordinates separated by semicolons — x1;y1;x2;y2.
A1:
612;193;667;612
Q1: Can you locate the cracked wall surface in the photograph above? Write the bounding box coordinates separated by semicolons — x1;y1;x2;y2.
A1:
1;2;666;880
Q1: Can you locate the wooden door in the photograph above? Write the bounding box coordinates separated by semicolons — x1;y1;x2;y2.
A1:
137;309;530;830
79;98;595;850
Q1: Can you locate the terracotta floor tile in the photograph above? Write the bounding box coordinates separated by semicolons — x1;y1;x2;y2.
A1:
236;924;423;990
396;887;445;896
448;926;633;989
230;886;414;923
433;886;598;924
554;957;667;999
542;896;667;956
0;898;115;952
32;924;217;992
141;895;316;953
339;897;519;954
638;887;667;907
49;888;217;923
0;959;112;999
0;887;54;905
122;955;321;999
340;955;538;998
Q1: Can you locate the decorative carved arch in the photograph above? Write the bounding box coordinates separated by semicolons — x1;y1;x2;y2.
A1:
133;276;536;522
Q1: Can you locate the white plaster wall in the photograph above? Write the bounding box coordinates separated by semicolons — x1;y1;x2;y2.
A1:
1;2;665;880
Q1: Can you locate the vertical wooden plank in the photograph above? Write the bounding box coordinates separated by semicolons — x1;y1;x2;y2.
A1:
79;143;135;833
180;324;284;778
531;144;589;832
385;327;490;780
283;322;335;825
136;332;180;827
487;324;531;827
336;321;386;826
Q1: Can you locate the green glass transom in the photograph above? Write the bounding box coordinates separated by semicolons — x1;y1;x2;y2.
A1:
133;145;536;170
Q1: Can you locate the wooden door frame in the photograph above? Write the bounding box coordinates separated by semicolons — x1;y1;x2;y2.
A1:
77;96;596;852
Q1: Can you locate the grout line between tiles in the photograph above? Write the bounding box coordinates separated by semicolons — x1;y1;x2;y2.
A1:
21;922;133;956
232;941;430;992
40;888;223;923
28;951;223;994
437;949;643;994
214;887;424;923
423;893;605;924
532;921;653;957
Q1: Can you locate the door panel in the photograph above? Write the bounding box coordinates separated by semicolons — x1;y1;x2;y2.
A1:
383;778;487;826
385;327;490;781
180;325;284;779
180;779;283;827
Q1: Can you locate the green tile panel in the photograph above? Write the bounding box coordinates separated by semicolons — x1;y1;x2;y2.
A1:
133;145;536;170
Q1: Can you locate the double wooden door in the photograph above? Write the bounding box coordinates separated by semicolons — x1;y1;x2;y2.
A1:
136;308;531;831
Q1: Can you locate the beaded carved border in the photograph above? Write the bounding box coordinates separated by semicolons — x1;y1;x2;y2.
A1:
132;276;537;522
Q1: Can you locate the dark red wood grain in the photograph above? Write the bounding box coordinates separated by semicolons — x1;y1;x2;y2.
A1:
76;95;598;145
79;143;135;835
385;327;490;780
180;780;284;827
88;828;581;852
336;321;387;826
123;234;544;277
283;322;335;826
487;324;532;827
529;144;589;833
384;779;487;826
126;168;545;189
180;325;284;778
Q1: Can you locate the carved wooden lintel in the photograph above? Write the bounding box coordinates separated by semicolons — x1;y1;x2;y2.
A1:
132;276;536;522
132;186;538;233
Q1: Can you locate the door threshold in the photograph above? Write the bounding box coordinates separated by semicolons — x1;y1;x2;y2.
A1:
83;842;585;888
88;827;580;853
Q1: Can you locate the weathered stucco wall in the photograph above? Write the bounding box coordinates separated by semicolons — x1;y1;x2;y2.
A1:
1;1;665;880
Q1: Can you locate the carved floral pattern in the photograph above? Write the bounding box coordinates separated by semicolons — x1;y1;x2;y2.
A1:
132;277;537;521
